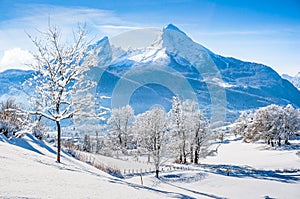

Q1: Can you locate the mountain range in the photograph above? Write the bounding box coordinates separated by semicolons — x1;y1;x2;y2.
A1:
282;73;300;90
1;24;299;123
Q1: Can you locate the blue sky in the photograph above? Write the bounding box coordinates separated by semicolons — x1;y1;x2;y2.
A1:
0;0;299;75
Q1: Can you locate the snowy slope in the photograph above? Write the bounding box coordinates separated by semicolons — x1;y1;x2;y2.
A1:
126;136;300;199
1;133;299;198
0;134;188;199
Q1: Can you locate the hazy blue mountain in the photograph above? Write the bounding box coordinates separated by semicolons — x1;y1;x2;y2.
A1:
0;69;34;104
93;24;300;121
1;24;299;122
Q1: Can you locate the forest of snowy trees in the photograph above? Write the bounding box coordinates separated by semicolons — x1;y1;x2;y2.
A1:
231;104;300;146
102;97;210;163
83;97;211;177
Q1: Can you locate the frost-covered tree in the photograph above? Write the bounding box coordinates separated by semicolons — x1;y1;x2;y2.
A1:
231;111;262;143
282;104;299;144
134;106;167;178
168;97;210;164
83;134;91;152
183;100;210;164
0;99;26;137
95;131;101;153
231;111;252;137
168;96;186;163
107;105;134;154
254;105;284;146
0;98;46;139
232;104;300;146
0;98;25;127
26;23;96;162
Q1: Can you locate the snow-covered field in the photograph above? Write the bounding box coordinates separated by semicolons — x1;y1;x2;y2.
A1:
1;133;299;199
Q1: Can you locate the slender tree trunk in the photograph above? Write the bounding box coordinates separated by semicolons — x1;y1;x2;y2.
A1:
155;169;159;178
56;121;61;163
182;133;187;164
271;140;274;147
194;146;199;164
278;137;281;147
190;146;194;163
285;132;289;145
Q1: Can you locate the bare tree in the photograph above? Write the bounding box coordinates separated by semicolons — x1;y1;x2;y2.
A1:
26;22;96;162
168;97;211;164
134;106;167;178
181;100;210;164
168;96;185;163
107;105;134;154
0;98;24;126
0;98;25;137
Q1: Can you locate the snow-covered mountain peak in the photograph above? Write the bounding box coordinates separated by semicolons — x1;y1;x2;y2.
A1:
87;36;109;50
127;46;169;65
85;36;112;67
163;24;187;36
93;24;210;67
158;24;210;67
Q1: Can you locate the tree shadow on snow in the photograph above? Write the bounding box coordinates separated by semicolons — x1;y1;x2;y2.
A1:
3;133;56;156
197;164;300;183
160;177;227;199
106;177;199;199
274;143;300;151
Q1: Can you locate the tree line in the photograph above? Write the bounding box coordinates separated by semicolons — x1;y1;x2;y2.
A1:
231;104;300;146
82;97;211;178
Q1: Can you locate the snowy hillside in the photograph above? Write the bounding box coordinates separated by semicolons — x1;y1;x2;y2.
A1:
282;72;300;90
1;133;299;198
0;134;181;198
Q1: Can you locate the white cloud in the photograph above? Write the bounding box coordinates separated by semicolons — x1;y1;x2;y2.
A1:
0;4;145;71
0;48;33;72
0;4;140;40
195;30;278;36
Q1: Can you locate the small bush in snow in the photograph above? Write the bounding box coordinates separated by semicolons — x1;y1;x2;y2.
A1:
0;120;20;138
32;128;43;140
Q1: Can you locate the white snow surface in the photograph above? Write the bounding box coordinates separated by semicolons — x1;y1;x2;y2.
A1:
0;134;175;199
128;47;169;65
1;133;300;199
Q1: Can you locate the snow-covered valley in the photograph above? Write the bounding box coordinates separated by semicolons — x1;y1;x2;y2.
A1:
1;133;299;199
1;1;300;198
